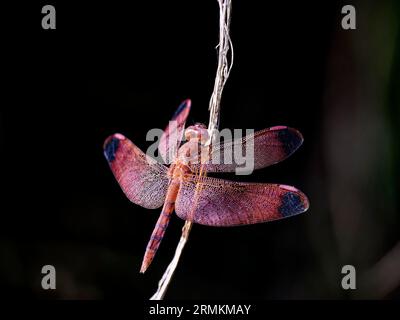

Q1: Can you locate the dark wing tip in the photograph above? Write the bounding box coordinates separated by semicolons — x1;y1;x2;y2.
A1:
278;186;309;217
172;99;191;120
270;126;304;156
103;133;126;162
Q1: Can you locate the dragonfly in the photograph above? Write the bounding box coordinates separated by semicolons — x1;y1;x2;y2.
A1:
103;100;309;273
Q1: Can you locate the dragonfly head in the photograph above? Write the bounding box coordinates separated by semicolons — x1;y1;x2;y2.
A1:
185;123;209;144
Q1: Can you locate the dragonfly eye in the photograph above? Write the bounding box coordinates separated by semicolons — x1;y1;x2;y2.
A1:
194;122;207;129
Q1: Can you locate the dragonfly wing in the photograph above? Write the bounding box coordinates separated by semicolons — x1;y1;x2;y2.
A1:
175;175;309;226
190;126;303;173
104;133;169;209
158;99;191;164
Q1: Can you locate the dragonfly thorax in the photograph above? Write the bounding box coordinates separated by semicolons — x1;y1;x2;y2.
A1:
168;162;192;179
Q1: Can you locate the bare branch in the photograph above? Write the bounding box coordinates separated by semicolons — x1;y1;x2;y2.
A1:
149;0;233;300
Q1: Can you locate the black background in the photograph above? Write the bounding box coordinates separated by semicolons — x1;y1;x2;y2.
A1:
2;1;399;300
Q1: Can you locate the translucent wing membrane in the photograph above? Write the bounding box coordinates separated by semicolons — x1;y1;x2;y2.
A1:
175;175;309;226
104;133;169;209
158;99;191;164
190;126;303;173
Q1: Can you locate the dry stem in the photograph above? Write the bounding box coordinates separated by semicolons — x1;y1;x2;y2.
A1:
150;0;233;300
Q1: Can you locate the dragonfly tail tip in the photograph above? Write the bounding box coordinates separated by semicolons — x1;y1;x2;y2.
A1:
140;262;149;273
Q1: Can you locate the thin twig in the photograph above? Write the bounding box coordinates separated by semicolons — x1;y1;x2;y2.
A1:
208;0;234;142
150;0;233;300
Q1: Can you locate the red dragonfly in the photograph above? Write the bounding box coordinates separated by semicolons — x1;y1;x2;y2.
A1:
104;100;309;273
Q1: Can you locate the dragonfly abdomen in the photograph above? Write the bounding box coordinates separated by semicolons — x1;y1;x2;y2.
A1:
140;179;180;273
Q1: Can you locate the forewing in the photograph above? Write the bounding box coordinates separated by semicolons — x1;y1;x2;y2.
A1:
104;133;169;209
175;175;309;226
190;126;303;173
158;99;191;164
